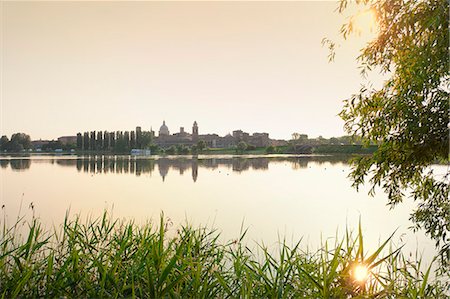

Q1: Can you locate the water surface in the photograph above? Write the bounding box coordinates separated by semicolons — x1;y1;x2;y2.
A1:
0;154;436;263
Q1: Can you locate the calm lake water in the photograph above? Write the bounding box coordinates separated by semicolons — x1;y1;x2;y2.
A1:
0;154;438;263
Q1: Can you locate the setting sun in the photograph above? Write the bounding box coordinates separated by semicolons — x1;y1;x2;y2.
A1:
353;264;370;283
353;8;377;33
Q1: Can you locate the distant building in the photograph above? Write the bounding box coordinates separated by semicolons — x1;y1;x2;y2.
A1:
270;139;289;147
74;121;278;150
159;121;170;136
153;121;272;148
249;133;270;147
192;121;199;142
31;139;51;150
58;136;77;145
231;130;270;147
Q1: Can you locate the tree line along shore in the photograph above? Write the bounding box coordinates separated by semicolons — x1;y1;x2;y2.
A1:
0;132;378;155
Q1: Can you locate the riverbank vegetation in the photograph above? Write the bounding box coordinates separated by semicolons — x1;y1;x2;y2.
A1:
0;212;447;298
0;134;32;152
2;130;377;156
1;135;378;156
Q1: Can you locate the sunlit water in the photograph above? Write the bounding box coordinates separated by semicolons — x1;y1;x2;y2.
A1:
0;154;439;265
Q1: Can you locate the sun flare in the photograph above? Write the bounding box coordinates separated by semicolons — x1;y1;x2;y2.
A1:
353;8;377;33
353;264;369;282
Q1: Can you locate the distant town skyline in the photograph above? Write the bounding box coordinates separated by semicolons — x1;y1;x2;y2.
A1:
1;1;383;141
32;119;344;142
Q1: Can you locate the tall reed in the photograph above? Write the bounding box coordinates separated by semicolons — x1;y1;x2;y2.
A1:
0;212;447;298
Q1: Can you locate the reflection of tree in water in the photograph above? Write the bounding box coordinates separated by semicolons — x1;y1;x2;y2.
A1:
116;157;124;174
232;159;250;172
9;159;31;170
104;156;115;173
56;160;78;167
76;159;82;172
4;155;352;181
89;157;96;174
291;159;308;170
0;160;9;168
135;159;155;177
97;157;104;174
290;156;349;170
83;158;89;173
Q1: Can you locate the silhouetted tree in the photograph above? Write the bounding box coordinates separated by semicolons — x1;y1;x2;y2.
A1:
0;136;9;151
196;140;207;152
109;132;116;149
103;131;110;150
124;131;130;149
1;133;31;152
11;133;31;150
140;132;152;149
130;131;136;148
76;133;82;150
166;146;176;155
97;131;103;150
90;131;96;151
265;145;276;154
176;144;189;155
236;141;248;153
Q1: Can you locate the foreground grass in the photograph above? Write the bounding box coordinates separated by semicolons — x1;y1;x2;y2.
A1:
0;213;447;298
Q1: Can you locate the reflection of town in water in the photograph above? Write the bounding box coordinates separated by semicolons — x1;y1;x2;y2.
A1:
0;155;348;182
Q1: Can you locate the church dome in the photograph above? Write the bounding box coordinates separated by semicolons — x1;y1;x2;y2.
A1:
159;121;170;136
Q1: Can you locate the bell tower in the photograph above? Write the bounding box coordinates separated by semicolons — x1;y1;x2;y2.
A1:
192;121;199;142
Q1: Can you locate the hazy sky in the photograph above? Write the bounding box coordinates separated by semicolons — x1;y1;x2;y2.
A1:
1;1;382;140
